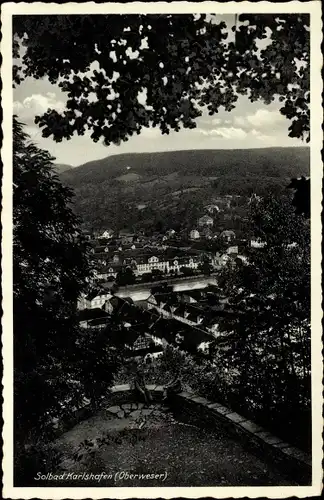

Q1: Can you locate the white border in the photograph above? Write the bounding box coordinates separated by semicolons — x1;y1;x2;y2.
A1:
2;2;323;498
1;1;322;14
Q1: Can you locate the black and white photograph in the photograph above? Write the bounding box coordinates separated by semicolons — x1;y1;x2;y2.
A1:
1;1;323;498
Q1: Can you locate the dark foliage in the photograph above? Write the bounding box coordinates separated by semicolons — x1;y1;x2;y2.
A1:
13;119;120;477
216;194;311;449
13;14;310;143
116;267;137;285
287;176;310;218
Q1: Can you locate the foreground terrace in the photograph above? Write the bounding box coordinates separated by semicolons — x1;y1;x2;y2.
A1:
47;385;308;488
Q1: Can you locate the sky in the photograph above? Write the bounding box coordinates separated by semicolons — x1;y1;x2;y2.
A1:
13;14;305;167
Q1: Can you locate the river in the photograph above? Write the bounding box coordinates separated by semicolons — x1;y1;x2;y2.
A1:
114;276;218;302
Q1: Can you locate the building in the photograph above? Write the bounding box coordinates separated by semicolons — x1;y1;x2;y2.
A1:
77;289;113;310
138;255;168;274
122;243;137;251
134;251;199;276
91;246;201;280
147;293;222;337
165;229;176;238
220;230;236;242
190;229;200;240
227;245;239;255
108;295;135;314
91;245;109;254
198;215;214;227
250;239;266;248
93;263;124;280
119;230;136;244
145;309;215;353
201;226;214;239
204;204;220;214
212;252;229;268
136;254;170;275
78;308;111;329
99;229;114;239
130;333;158;354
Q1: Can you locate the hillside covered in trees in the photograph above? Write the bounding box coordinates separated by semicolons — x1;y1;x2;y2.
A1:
59;147;310;231
53;163;73;173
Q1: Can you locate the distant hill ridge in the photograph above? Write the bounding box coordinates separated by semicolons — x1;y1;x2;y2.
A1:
61;147;309;186
59;147;310;230
54;163;73;173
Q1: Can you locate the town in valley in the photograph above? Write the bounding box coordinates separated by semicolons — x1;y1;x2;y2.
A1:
76;194;263;357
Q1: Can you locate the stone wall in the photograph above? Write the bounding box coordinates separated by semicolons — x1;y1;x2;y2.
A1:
109;384;164;405
167;390;312;485
54;384;165;436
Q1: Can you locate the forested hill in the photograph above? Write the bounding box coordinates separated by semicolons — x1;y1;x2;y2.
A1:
54;163;73;173
61;147;309;186
59;147;310;231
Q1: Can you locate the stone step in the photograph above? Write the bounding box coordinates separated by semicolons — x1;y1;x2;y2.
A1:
106;405;121;415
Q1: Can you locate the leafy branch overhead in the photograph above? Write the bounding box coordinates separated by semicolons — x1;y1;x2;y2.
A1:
13;14;310;144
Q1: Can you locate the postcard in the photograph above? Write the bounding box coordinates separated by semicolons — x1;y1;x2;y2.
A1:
1;1;323;498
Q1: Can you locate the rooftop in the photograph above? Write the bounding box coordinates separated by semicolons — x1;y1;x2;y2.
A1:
85;289;110;301
78;308;109;321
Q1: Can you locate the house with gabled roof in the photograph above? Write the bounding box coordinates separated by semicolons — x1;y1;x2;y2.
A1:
77;288;113;310
132;333;154;352
220;229;236;242
190;229;200;240
181;292;199;304
198;215;214;227
78;307;110;329
99;229;114;239
95;263;124;280
227;245;239;255
106;296;137;321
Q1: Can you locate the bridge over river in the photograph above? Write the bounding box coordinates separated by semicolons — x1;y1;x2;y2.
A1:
113;275;218;302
